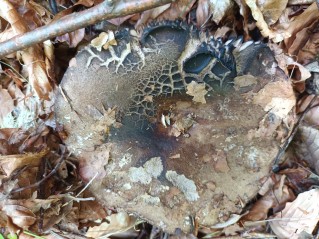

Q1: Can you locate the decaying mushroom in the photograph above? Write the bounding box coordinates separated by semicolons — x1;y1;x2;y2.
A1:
55;21;295;233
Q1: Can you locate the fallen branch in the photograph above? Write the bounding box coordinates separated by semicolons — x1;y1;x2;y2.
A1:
0;0;173;58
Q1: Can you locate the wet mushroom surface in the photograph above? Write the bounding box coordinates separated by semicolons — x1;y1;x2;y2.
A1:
55;21;295;233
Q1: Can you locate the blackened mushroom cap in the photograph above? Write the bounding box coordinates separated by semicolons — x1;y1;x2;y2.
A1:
54;21;294;233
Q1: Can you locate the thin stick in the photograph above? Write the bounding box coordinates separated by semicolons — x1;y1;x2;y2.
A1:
0;0;173;58
10;155;65;194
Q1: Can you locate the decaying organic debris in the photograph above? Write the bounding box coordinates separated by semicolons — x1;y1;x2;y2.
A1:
55;21;295;233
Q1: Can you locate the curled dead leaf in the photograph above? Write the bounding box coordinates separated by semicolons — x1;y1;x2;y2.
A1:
3;205;36;228
245;0;290;42
0;148;50;176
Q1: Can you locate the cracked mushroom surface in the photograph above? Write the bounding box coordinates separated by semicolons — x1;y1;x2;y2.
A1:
55;21;295;233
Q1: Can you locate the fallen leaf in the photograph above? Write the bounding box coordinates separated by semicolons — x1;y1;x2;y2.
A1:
293;126;319;174
135;4;171;29
253;81;295;119
86;212;137;238
158;0;196;21
245;0;290;42
3;205;36;228
0;88;14;121
283;3;319;55
234;75;257;90
0;148;49;176
256;0;288;25
196;0;210;27
269;189;319;239
209;0;234;24
242;175;295;221
78;144;111;181
186;81;208;104
169;114;195;137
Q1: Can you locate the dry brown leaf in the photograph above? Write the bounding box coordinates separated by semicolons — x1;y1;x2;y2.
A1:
135;4;171;29
196;0;234;26
86;212;137;238
0;88;14;121
283;3;319;54
302;97;319;126
79;191;107;221
28;0;53;25
242;175;295;221
210;0;233;24
253;81;295;119
3;205;36;228
234;75;257;91
169;114;194;137
78;144;111;181
196;0;210;27
75;0;95;7
0;0;53;99
158;0;196;20
269;43;312;81
294;126;319;174
245;0;290;42
269;189;319;239
55;29;85;48
186;81;208;104
297;29;319;65
256;0;288;25
0;148;49;176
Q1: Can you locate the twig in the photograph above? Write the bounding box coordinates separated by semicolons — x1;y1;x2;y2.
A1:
0;0;173;58
62;171;99;207
10;155;65;194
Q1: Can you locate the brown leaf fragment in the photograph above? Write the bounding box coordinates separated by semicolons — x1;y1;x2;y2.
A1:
86;212;137;238
293;126;319;174
253;81;295;119
0;88;14;121
135;4;171;29
197;0;234;26
242;175;295;221
169;114;195;137
78;144;111;181
3;205;36;228
256;0;288;25
186;81;207;104
0;0;53;99
196;0;210;27
270;189;319;239
0;148;49;177
284;3;319;54
245;0;290;42
157;0;196;21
